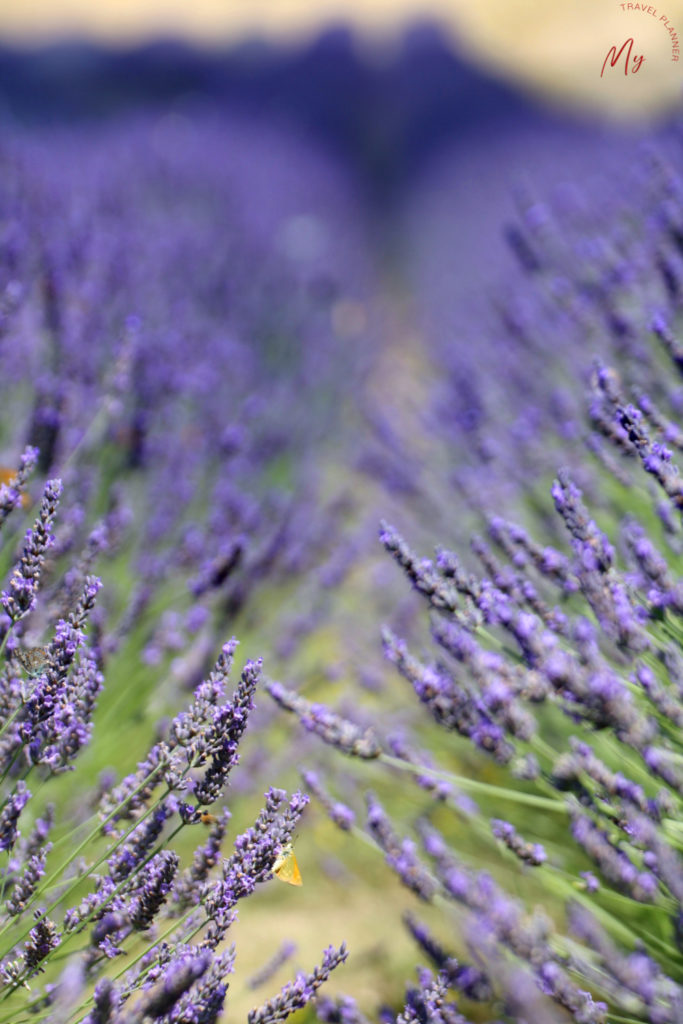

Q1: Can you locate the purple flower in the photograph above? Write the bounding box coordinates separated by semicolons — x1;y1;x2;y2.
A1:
120;950;212;1021
366;794;436;901
315;993;370;1024
0;783;30;852
6;849;49;918
191;658;261;806
383;628;516;763
491;819;546;866
402;913;491;1002
163;948;235;1024
267;680;382;760
569;802;658;902
397;969;467;1024
202;788;308;948
22;914;61;977
0;447;39;530
173;807;230;911
301;769;356;830
247;944;348;1024
380;523;461;614
247;941;297;991
1;479;62;625
126;850;179;930
81;977;120;1024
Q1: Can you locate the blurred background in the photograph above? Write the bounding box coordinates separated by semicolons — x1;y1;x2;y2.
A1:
1;0;681;307
2;0;683;120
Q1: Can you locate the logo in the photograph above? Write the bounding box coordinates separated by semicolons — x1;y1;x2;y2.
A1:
601;5;680;77
601;37;646;75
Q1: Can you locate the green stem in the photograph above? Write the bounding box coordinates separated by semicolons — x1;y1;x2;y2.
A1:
59;401;111;474
473;625;506;652
0;853;10;917
0;700;23;747
0;814;186;1005
379;754;567;811
545;870;681;963
67;905;197;1024
0;767;162;956
37;818;186;983
529;734;559;764
0;626;14;665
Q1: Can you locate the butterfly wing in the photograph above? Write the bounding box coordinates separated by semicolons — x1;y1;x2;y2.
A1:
273;848;303;886
0;468;29;508
15;647;49;678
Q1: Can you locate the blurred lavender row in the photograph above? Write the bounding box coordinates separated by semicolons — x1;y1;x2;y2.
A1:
0;107;385;667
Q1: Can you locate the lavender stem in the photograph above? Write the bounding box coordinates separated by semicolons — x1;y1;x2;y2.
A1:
379;754;566;811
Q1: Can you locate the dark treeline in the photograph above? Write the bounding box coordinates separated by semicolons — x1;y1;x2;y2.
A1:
0;25;597;202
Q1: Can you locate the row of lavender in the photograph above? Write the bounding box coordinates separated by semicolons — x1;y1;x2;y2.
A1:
0;112;382;1022
0;111;377;651
266;136;683;1021
0;471;339;1023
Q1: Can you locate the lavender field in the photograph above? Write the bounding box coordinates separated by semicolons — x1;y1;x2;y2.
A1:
0;34;682;1024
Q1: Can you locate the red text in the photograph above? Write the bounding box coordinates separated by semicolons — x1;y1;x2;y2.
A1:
601;38;646;75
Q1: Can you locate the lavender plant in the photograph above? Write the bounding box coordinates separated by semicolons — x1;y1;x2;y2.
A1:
266;143;683;1023
0;111;377;709
0;106;392;1022
0;468;350;1021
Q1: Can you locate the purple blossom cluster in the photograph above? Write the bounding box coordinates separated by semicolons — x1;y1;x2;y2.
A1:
247;944;349;1024
0;470;348;1019
339;455;683;1019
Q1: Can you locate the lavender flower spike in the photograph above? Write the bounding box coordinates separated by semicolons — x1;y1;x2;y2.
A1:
551;469;614;572
192;657;260;805
397;969;467;1024
160;948;235;1024
366;793;436;901
491;819;546;866
0;782;30;852
402;913;491;1002
315;993;371;1024
126;850;179;930
0;446;39;530
267;680;381;759
247;944;348;1024
379;521;460;614
202;789;308;948
116;951;212;1022
23;915;60;978
247;941;297;990
1;479;62;625
81;978;121;1024
301;768;355;830
6;849;49;917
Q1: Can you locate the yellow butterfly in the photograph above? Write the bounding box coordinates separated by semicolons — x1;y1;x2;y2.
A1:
272;843;302;887
0;468;29;508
